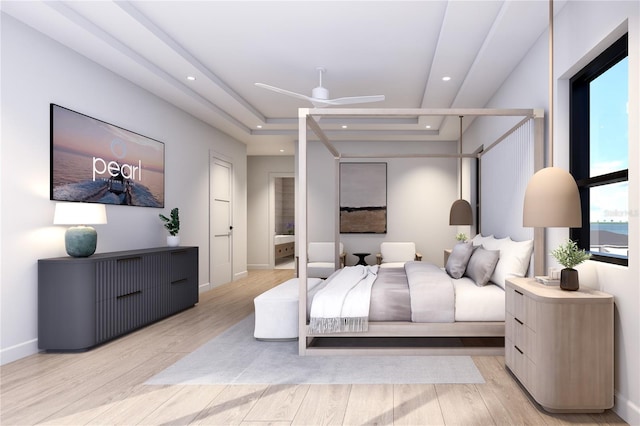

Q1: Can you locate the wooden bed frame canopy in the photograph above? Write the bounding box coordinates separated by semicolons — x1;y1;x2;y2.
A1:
296;107;545;356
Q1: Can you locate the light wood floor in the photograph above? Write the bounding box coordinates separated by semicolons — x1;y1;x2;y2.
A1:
1;269;627;426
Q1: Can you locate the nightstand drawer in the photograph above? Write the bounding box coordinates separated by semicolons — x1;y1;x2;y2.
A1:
506;338;534;392
506;312;530;355
506;281;537;331
505;338;526;382
506;284;526;318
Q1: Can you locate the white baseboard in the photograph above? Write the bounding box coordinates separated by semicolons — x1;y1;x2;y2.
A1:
199;282;212;293
248;264;271;270
1;338;39;366
614;391;640;426
199;271;248;293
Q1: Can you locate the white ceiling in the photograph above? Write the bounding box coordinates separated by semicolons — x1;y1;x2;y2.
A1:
2;1;557;155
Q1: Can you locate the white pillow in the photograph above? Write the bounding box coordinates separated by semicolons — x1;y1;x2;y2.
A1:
481;236;509;251
471;234;494;247
488;237;534;289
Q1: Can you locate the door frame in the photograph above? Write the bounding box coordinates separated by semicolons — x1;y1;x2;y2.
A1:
210;154;234;289
269;172;295;268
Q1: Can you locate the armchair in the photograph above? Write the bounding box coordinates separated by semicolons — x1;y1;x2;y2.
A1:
298;242;346;278
376;242;422;268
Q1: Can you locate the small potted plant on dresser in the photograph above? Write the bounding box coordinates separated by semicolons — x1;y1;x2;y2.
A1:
159;207;180;247
550;239;591;291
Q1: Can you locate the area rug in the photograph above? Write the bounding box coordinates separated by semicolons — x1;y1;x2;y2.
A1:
146;314;484;385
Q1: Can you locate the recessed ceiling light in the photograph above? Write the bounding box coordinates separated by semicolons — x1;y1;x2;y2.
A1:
425;125;431;129
341;125;348;129
257;125;263;129
186;76;196;81
442;76;451;81
279;149;284;152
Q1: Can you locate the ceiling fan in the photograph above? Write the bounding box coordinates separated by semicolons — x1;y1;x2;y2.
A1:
255;67;385;107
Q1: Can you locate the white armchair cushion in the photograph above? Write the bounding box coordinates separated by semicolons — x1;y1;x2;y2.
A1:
306;242;344;278
307;263;337;278
379;262;408;269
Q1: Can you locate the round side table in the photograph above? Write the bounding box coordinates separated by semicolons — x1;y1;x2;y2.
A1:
353;252;370;266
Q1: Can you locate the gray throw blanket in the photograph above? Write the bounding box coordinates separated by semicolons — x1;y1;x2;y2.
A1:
405;261;455;322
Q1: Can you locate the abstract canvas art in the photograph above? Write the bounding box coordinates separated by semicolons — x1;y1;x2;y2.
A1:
340;162;387;233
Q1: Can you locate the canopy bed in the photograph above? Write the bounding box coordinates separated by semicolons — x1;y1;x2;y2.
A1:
296;107;545;356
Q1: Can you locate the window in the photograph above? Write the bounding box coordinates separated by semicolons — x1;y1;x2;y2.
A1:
570;34;628;266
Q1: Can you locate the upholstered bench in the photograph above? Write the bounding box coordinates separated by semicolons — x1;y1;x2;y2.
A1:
253;277;323;340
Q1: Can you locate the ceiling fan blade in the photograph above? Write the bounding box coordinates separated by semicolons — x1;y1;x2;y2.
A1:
254;83;313;103
321;95;386;106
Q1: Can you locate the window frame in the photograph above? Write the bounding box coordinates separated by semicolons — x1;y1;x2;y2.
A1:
569;33;628;266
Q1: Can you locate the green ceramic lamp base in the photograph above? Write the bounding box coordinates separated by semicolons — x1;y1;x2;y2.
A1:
65;226;98;257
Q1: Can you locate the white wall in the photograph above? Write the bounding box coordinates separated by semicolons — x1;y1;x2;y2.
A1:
465;2;639;423
0;15;248;364
304;140;459;267
247;156;295;269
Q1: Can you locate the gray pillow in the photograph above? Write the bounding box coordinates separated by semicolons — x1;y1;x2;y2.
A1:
464;246;500;286
445;242;475;279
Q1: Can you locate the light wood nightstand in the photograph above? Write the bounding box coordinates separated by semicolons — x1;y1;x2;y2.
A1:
505;277;614;413
443;249;452;266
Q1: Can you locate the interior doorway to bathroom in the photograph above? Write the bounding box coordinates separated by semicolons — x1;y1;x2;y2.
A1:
269;174;295;270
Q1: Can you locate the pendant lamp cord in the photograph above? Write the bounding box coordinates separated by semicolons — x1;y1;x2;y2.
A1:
548;0;554;167
459;115;463;198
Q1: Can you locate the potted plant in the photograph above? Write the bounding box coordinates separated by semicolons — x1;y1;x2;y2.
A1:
159;207;180;247
455;232;468;243
550;239;591;291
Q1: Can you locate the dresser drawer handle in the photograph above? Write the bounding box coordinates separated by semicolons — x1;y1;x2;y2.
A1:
515;318;523;325
117;256;142;263
116;290;142;299
171;278;188;285
514;289;523;296
514;345;524;355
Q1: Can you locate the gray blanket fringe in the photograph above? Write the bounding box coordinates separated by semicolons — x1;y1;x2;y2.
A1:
308;316;369;334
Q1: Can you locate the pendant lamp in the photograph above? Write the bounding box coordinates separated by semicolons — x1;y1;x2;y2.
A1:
523;0;581;227
450;116;473;225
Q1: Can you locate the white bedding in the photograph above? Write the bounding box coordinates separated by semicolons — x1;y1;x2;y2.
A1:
453;277;505;321
307;262;506;329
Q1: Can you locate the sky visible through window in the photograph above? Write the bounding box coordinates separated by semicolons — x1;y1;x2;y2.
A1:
589;57;628;227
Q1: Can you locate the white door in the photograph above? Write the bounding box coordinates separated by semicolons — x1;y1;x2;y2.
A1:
210;156;233;287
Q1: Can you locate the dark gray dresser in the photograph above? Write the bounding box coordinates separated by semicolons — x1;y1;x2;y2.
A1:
38;246;198;351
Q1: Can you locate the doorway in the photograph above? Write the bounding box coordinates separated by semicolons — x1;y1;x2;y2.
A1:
269;173;295;269
210;156;233;287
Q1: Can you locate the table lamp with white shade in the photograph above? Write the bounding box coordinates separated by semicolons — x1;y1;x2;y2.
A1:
53;202;108;257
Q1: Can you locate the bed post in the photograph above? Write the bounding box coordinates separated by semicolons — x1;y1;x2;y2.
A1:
334;156;341;270
298;108;309;356
533;110;546;276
